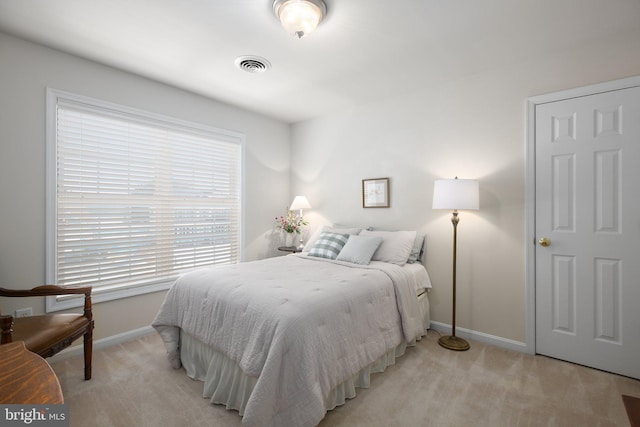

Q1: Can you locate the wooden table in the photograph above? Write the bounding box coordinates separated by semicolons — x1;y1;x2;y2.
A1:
278;246;302;253
0;341;64;404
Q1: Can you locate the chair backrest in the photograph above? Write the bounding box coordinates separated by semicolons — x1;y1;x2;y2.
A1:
0;315;13;344
0;285;93;321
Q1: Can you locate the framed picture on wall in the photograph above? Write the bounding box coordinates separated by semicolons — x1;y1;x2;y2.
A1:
362;177;390;208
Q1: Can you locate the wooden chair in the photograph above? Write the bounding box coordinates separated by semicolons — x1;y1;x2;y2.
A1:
0;285;94;380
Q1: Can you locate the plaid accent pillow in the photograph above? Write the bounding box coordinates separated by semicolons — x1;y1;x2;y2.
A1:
308;232;350;260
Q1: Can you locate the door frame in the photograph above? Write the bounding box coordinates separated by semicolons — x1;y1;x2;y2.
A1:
524;75;640;355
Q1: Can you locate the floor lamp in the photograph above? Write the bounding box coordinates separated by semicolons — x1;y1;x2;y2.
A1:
432;177;479;351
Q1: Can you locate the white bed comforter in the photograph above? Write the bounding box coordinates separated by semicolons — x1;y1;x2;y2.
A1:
152;254;425;427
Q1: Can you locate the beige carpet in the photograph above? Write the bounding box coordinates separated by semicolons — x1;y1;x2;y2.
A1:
50;331;640;426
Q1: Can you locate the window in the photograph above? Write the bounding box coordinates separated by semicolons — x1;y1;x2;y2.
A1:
45;89;244;311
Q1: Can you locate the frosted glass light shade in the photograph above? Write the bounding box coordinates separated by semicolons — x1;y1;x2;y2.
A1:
273;0;326;38
290;195;311;211
432;179;479;210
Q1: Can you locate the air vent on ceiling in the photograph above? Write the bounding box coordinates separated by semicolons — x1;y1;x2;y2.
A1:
235;56;272;73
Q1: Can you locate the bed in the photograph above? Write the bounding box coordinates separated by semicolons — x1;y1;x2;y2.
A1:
153;227;431;427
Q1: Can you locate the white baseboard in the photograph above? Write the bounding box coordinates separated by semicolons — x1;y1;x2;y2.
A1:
429;321;530;354
48;325;156;363
49;322;529;363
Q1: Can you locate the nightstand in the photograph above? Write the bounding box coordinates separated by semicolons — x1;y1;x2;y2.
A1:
278;246;302;253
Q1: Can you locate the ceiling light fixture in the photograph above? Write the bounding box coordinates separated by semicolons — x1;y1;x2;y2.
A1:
273;0;327;39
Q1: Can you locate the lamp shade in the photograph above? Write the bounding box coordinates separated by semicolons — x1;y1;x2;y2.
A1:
432;179;479;210
290;195;311;211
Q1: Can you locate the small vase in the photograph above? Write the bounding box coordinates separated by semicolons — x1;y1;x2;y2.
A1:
284;233;295;248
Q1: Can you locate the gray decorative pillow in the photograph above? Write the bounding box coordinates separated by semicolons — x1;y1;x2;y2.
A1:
336;235;384;265
308;232;350;260
407;232;426;263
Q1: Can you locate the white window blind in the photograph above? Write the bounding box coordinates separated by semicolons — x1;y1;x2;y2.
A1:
46;89;243;311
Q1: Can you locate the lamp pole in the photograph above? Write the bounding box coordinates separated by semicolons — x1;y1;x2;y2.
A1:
451;211;459;338
438;209;470;351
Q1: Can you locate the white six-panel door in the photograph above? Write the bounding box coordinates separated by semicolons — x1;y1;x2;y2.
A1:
535;85;640;379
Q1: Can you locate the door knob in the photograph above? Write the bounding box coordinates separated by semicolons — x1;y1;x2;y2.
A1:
538;237;551;247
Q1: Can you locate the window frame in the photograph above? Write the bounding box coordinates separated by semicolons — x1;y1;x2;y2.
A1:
45;88;245;312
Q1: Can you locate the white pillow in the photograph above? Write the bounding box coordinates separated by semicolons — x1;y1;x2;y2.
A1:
369;227;425;263
336;235;383;265
303;225;362;252
359;230;417;266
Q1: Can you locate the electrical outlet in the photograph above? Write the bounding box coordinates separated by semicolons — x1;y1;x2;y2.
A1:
15;307;32;318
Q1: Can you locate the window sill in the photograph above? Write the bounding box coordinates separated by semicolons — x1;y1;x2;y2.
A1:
45;280;174;313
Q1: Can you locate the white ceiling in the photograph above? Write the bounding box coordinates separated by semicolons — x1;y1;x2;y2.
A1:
1;0;639;123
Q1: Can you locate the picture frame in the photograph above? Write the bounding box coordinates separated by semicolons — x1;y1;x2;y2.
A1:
362;177;390;208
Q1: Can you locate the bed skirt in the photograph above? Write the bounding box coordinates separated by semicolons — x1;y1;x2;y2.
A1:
179;291;430;416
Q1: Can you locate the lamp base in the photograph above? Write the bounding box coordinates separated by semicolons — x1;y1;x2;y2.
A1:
438;335;470;351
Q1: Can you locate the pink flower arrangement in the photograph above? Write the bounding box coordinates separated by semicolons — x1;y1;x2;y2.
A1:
275;210;308;234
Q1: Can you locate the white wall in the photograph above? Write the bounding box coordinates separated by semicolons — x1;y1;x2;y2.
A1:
291;31;640;344
0;33;290;341
3;26;640;348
